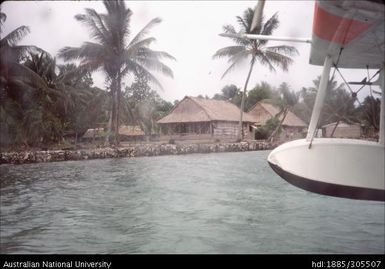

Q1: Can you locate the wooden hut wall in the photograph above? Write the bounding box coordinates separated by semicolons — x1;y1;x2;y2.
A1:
212;121;238;138
278;126;306;141
160;122;211;135
324;124;361;138
212;121;251;139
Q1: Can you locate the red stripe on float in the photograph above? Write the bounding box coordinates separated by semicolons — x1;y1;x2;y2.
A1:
312;2;371;45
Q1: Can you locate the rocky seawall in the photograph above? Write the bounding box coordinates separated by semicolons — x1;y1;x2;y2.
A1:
0;141;272;165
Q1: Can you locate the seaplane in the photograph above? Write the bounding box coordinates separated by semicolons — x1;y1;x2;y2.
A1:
222;0;385;201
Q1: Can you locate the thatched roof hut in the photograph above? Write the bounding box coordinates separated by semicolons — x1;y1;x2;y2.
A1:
119;125;145;136
157;96;255;124
248;100;307;127
157;96;255;141
322;121;361;138
82;128;105;139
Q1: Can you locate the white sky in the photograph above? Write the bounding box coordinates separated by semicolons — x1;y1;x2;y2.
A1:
1;0;378;102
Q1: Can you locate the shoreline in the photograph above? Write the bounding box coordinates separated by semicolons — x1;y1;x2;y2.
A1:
0;141;273;165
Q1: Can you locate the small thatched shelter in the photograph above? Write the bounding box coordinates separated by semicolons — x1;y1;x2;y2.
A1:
157;96;255;142
82;128;106;142
248;100;307;140
322;121;361;138
119;125;145;141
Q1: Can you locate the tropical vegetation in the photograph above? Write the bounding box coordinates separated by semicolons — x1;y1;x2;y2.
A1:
206;77;380;140
0;4;381;150
0;5;174;150
58;0;175;145
213;7;298;140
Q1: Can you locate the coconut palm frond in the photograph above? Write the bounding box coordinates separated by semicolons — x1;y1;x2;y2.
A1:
134;57;174;78
58;42;106;62
75;9;110;46
126;37;157;56
58;46;82;61
227;49;250;65
79;59;104;73
241;8;255;31
135;47;176;62
124;60;164;91
221;50;250;79
236;15;249;32
222;25;250;46
264;50;294;72
102;1;132;43
256;52;277;72
266;45;299;57
129;17;162;46
1;26;30;46
220;61;239;80
0;12;6;25
213;46;246;60
261;12;279;36
9;62;50;90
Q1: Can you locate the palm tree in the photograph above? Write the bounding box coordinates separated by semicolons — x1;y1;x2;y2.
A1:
0;12;46;146
324;88;359;137
300;76;356;129
0;12;45;86
268;82;299;142
359;95;380;138
14;51;100;146
58;0;175;145
213;7;298;140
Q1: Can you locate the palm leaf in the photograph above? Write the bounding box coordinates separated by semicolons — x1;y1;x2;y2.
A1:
221;50;250;79
256;53;277;72
129;17;162;46
9;62;50;90
222;24;250;46
125;37;157;56
263;50;294;72
1;26;30;46
0;12;6;31
266;45;299;57
261;13;279;36
134;57;174;78
75;11;110;46
58;42;107;62
124;60;164;91
212;46;246;59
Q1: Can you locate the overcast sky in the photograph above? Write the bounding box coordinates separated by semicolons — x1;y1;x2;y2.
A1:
1;0;376;102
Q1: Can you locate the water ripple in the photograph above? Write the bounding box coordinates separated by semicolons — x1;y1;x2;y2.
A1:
0;151;384;254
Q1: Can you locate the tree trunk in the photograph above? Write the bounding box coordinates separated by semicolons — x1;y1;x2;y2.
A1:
110;81;117;146
330;119;340;138
269;107;288;143
105;107;112;146
238;57;256;141
115;74;122;146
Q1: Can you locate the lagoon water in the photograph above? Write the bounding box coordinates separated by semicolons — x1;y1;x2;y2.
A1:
0;151;384;254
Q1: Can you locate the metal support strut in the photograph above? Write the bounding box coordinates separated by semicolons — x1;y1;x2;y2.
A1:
379;64;384;145
306;55;333;143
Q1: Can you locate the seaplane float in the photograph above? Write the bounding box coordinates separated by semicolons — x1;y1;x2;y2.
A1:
223;0;385;201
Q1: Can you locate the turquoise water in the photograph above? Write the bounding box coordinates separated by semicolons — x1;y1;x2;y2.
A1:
0;151;384;254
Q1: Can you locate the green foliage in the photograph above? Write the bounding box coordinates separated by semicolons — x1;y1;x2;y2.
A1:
211;81;279;111
0;46;108;147
213;84;243;107
298;76;358;126
57;1;175;145
213;7;298;139
122;70;173;135
254;117;280;140
358;95;380;134
246;81;276;110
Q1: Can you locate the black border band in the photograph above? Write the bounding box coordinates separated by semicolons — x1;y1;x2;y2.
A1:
268;162;385;202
